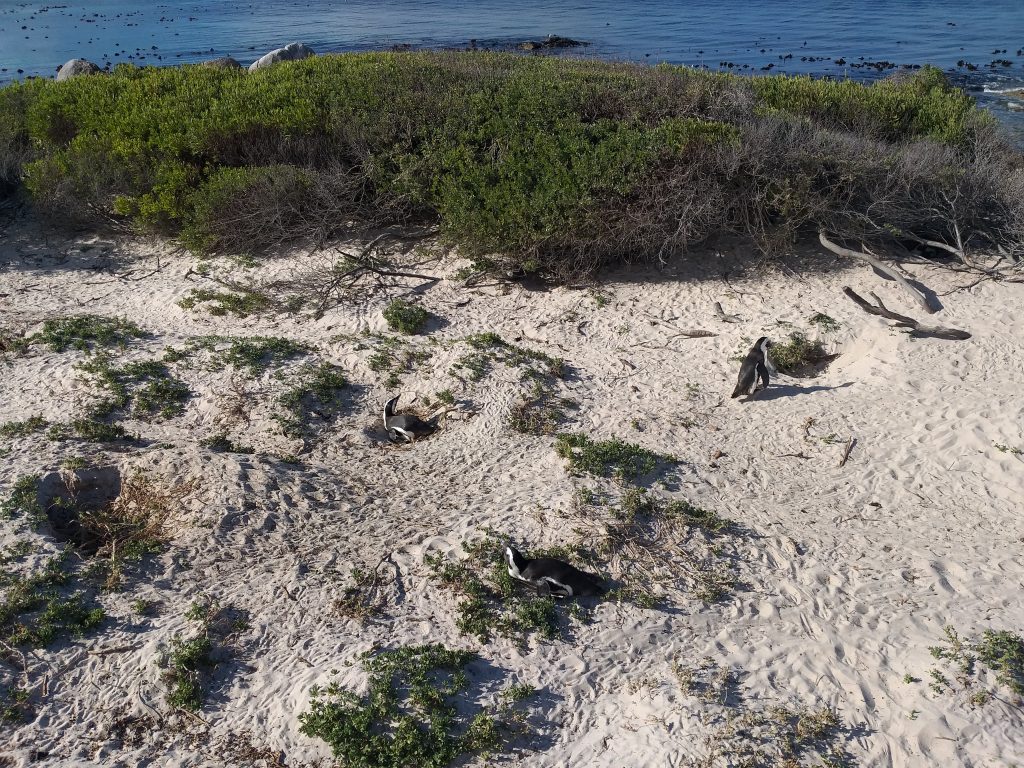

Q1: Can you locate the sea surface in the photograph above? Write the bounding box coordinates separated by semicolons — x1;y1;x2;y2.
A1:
1;0;1023;135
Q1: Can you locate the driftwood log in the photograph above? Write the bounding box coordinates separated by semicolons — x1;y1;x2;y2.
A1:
842;287;971;340
820;232;939;314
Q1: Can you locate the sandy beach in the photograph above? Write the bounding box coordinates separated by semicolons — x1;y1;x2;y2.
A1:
1;211;1022;767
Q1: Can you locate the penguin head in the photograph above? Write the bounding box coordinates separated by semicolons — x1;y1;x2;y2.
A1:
505;546;527;575
756;337;773;356
383;395;401;423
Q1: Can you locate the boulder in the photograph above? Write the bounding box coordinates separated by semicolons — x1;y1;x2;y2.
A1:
248;43;315;72
520;35;587;51
56;58;100;81
201;56;242;70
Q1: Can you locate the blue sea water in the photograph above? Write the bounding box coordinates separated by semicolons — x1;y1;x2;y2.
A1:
1;0;1023;132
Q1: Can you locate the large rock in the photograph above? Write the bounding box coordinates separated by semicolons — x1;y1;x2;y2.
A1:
56;58;100;81
201;56;242;70
248;43;315;72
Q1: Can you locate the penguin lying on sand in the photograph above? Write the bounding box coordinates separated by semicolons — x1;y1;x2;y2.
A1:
505;546;606;598
383;395;442;443
731;336;774;399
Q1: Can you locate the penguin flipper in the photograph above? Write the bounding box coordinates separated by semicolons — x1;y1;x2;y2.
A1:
757;362;770;390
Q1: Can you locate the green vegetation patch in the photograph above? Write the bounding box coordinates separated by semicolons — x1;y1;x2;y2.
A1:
929;625;1024;702
0;415;48;440
162;633;213;711
160;600;245;712
769;331;834;376
382;299;431;335
555;433;676;481
276;362;349;438
34;315;147;352
77;355;190;420
177;288;274;317
299;644;523;768
0;550;104;649
174;335;311;374
0;474;45;526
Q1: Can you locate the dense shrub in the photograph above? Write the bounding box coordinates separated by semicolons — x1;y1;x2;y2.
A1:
2;53;1021;275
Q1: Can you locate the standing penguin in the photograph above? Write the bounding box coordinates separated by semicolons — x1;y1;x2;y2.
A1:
731;337;774;399
505;546;606;598
383;395;441;443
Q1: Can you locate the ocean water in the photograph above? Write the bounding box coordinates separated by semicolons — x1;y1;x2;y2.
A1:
1;0;1022;133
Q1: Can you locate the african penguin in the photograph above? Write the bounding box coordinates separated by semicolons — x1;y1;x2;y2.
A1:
383;395;441;443
731;336;774;399
505;546;606;598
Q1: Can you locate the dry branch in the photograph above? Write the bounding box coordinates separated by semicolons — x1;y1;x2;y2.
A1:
714;301;742;323
820;232;938;314
842;287;971;340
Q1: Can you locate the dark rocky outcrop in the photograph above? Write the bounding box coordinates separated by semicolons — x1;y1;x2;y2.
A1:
201;56;242;70
520;35;587;52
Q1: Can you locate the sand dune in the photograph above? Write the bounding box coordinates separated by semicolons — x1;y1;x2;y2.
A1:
1;217;1022;767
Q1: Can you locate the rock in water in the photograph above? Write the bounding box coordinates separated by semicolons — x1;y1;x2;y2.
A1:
201;56;242;70
56;59;100;81
248;43;315;72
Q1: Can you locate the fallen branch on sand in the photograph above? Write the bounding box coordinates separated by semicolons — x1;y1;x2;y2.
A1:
714;301;742;323
839;437;856;468
842;287;971;340
820;232;939;314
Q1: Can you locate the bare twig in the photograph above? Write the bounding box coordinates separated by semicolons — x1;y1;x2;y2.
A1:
839;437;856;467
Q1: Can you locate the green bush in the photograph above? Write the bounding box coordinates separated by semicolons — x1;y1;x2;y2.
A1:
299;644;511;768
382;299;430;335
2;54;1018;276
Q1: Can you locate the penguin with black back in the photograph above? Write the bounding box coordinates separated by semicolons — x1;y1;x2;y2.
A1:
505;545;606;598
731;336;774;399
383;395;440;443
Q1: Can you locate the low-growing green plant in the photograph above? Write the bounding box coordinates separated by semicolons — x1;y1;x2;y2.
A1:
555;433;675;480
0;415;48;439
929;625;1024;704
975;629;1024;696
0;685;31;724
382;299;431;335
435;388;456;406
162;634;213;711
276;362;348;438
299;644;516;768
50;418;131;443
178;335;311;374
353;332;433;387
77;355;190;420
34;315;147;352
177;288;273;317
1;474;45;526
809;312;841;334
769;331;833;376
0;552;105;648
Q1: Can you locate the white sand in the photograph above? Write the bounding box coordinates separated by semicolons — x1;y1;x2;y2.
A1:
1;216;1022;767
